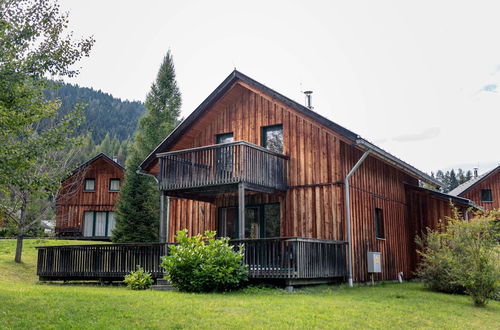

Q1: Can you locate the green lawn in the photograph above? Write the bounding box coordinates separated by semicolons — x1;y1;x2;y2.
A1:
0;239;498;329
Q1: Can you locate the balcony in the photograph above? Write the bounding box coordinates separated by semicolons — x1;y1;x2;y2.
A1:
157;141;288;196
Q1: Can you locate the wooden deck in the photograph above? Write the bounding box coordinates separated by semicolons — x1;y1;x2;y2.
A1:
36;238;347;282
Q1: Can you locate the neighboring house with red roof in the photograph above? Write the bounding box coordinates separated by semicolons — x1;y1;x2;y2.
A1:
449;165;500;210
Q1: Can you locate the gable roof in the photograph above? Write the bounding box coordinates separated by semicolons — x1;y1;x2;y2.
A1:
67;153;124;179
449;165;500;196
139;70;441;187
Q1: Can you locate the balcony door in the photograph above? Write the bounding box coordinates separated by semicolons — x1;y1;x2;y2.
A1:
216;133;234;178
218;203;280;239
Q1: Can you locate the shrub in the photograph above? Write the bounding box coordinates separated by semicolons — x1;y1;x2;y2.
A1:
417;208;500;306
161;229;248;292
123;266;154;290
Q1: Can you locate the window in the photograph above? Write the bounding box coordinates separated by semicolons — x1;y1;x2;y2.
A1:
83;211;116;237
109;179;120;192
218;203;280;239
375;208;385;239
262;125;284;154
481;189;493;202
84;178;95;191
216;133;234;144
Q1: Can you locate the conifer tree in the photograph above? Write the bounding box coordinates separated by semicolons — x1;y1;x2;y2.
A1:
113;51;181;242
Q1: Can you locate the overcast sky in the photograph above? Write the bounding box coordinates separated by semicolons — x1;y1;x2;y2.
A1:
59;0;500;175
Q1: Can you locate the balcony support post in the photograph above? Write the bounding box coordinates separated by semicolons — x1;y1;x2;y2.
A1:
159;191;166;243
238;183;245;238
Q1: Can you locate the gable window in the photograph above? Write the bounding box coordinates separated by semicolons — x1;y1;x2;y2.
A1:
84;178;95;192
262;124;283;154
109;179;120;192
375;208;385;239
481;189;493;202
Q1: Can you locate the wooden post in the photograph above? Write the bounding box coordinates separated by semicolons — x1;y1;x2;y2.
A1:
159;191;166;243
165;196;170;243
238;183;245;238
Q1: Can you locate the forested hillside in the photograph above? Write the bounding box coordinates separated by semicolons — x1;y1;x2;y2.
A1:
45;82;145;142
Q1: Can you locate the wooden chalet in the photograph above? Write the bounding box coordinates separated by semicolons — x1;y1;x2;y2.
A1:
37;71;474;285
136;70;473;283
55;153;124;240
449;165;500;210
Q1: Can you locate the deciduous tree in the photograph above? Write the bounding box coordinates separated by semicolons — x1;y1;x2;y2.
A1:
0;0;93;262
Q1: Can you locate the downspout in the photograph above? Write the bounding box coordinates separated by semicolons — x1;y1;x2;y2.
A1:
137;169;169;243
345;150;371;287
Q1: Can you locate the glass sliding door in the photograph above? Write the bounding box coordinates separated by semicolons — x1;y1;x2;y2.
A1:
81;211;116;237
218;203;280;239
83;211;94;237
216;133;234;176
107;212;116;237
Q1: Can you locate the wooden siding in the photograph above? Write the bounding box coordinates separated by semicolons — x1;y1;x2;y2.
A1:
459;169;500;210
56;157;124;236
162;81;443;282
405;187;468;272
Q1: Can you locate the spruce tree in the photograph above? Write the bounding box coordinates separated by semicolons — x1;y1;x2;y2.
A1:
113;51;181;242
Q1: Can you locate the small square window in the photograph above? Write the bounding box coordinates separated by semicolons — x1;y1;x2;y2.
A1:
375;208;385;239
481;189;492;202
109;179;120;192
262;124;283;154
84;179;95;192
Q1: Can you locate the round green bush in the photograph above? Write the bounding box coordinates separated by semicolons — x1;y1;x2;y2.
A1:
161;230;248;292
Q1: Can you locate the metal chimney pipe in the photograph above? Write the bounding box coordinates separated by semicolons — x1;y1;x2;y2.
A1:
304;91;313;110
474;167;478;178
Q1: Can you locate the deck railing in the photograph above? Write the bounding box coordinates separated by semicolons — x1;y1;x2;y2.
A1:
157;141;288;191
36;243;168;281
36;238;347;282
231;237;347;279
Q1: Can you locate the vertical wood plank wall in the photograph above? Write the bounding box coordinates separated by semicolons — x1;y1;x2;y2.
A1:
405;188;468;273
459;169;500;210
56;157;124;235
163;81;449;282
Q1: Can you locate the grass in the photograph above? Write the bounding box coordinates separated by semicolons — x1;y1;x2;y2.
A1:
0;239;499;329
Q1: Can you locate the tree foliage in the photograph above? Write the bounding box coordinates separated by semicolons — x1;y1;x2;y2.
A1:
0;0;93;261
416;208;500;306
429;168;473;193
113;51;181;242
44;82;145;142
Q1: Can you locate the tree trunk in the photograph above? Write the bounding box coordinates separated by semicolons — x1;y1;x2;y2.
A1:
14;197;27;263
14;235;23;263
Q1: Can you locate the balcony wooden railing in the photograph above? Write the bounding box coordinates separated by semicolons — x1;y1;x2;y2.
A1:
231;237;347;279
157;141;288;192
36;243;169;281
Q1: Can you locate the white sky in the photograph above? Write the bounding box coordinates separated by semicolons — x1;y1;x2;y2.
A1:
60;0;500;175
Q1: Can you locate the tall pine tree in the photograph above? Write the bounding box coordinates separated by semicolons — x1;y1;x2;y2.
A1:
113;51;181;242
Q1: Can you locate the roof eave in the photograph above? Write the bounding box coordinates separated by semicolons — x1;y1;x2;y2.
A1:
356;139;442;188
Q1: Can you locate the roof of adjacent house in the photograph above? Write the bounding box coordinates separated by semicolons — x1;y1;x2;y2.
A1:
405;183;475;207
139;70;441;187
66;153;124;180
449;165;500;196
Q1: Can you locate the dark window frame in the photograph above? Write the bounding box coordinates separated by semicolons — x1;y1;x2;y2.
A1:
261;124;284;153
375;208;385;240
481;189;493;202
109;178;121;192
215;132;234;144
84;178;95;192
